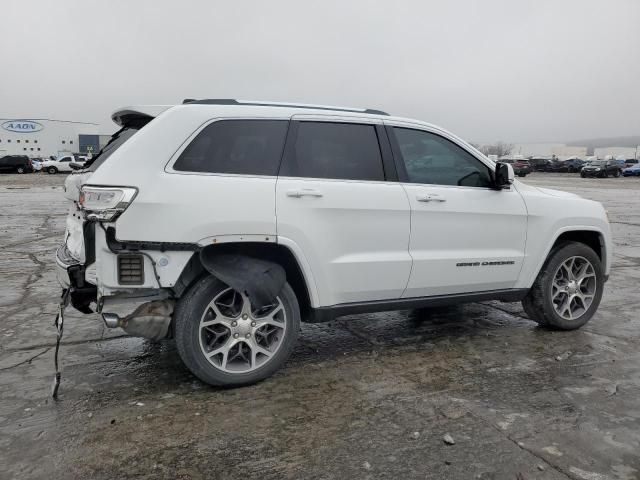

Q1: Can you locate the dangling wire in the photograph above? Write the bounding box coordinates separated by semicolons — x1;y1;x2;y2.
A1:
52;289;70;399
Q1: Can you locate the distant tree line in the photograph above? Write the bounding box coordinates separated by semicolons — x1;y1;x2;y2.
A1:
471;142;514;157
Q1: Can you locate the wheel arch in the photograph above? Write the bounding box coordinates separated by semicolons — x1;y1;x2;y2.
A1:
173;241;317;322
526;227;607;288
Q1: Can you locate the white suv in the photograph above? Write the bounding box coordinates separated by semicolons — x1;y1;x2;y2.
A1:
57;99;612;386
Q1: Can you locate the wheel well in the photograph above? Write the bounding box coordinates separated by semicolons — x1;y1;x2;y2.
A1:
552;230;604;264
174;242;312;321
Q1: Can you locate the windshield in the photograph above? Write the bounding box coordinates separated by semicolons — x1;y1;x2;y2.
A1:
588;160;606;166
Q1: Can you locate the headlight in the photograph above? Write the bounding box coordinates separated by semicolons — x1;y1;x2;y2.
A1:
595;168;601;171
79;186;137;222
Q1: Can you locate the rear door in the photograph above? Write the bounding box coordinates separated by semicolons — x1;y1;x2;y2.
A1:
276;117;411;306
386;123;527;298
0;157;10;172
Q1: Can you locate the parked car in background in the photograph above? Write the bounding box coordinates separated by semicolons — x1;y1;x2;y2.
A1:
542;159;585;173
31;158;43;171
41;154;89;174
528;157;552;171
500;158;530;177
0;155;34;174
624;159;638;166
622;164;640;177
581;160;623;178
564;158;586;173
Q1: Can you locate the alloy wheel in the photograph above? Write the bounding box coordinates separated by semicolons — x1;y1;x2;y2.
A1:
551;256;597;321
198;288;287;373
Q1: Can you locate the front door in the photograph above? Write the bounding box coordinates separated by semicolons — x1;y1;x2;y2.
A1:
386;124;528;298
276;118;412;306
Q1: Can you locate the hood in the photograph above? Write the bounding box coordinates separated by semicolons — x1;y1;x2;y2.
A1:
534;187;580;199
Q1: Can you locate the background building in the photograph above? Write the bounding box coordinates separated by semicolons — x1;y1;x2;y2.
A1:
0;118;103;158
594;146;639;159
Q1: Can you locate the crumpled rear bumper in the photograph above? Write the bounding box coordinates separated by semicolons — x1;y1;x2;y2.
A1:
55;244;97;313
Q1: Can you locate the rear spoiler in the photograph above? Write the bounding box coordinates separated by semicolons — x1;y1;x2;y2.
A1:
111;106;173;127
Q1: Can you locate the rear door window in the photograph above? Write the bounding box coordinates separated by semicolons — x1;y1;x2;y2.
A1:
173;120;289;176
280;122;385;181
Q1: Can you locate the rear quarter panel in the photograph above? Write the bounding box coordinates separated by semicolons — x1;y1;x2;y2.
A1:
87;106;285;243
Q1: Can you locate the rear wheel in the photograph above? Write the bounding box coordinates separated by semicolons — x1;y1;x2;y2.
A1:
16;167;25;174
174;275;300;387
580;172;586;178
47;166;57;174
522;242;603;330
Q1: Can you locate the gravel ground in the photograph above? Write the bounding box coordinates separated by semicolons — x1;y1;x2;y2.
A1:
1;171;639;480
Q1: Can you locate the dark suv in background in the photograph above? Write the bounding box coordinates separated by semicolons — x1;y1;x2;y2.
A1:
581;160;623;178
0;155;33;174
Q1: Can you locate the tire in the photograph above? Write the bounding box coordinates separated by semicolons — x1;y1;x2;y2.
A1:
522;242;604;330
47;167;58;174
580;172;585;178
174;275;300;387
16;167;25;174
613;169;620;178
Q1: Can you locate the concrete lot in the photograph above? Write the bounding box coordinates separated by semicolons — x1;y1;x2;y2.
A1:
1;172;639;480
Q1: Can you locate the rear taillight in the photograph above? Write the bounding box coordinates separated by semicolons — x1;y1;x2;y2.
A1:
78;185;137;222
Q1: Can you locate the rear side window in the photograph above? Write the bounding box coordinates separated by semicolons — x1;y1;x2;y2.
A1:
174;120;289;175
87;128;140;172
280;122;384;181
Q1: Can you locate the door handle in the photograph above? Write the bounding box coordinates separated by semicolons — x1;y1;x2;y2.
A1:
286;188;323;198
417;193;446;202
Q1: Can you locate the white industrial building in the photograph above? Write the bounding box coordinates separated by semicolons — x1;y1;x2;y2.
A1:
511;143;588;159
594;146;639;159
0;118;101;158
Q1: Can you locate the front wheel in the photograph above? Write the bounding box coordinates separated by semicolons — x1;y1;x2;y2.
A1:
47;167;57;174
580;172;586;178
522;242;604;330
174;276;300;387
16;167;25;174
613;169;621;178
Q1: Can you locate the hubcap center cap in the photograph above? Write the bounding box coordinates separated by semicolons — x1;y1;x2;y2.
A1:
567;280;578;294
233;318;252;336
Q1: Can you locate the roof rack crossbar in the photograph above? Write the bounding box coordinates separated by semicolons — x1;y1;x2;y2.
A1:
181;98;389;116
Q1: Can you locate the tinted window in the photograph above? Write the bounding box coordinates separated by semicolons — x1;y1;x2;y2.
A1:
87;127;140;172
281;122;384;181
174;120;288;175
393;128;492;188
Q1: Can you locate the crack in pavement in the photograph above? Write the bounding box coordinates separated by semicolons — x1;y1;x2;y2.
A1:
1;334;130;354
0;347;50;371
465;409;576;480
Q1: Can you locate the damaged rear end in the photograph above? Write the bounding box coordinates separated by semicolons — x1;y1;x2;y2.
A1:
56;106;180;340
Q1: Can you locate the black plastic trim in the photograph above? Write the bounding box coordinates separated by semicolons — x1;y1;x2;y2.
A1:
182;98;389;116
376;124;398;182
306;288;529;323
66;264;97;314
105;226;200;253
83;221;95;265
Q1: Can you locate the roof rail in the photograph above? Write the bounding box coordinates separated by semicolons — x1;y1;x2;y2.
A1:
181;98;389;116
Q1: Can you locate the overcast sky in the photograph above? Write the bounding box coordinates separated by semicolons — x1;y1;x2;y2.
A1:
2;0;638;143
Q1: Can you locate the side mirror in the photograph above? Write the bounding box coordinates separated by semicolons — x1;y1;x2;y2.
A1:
494;162;514;189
